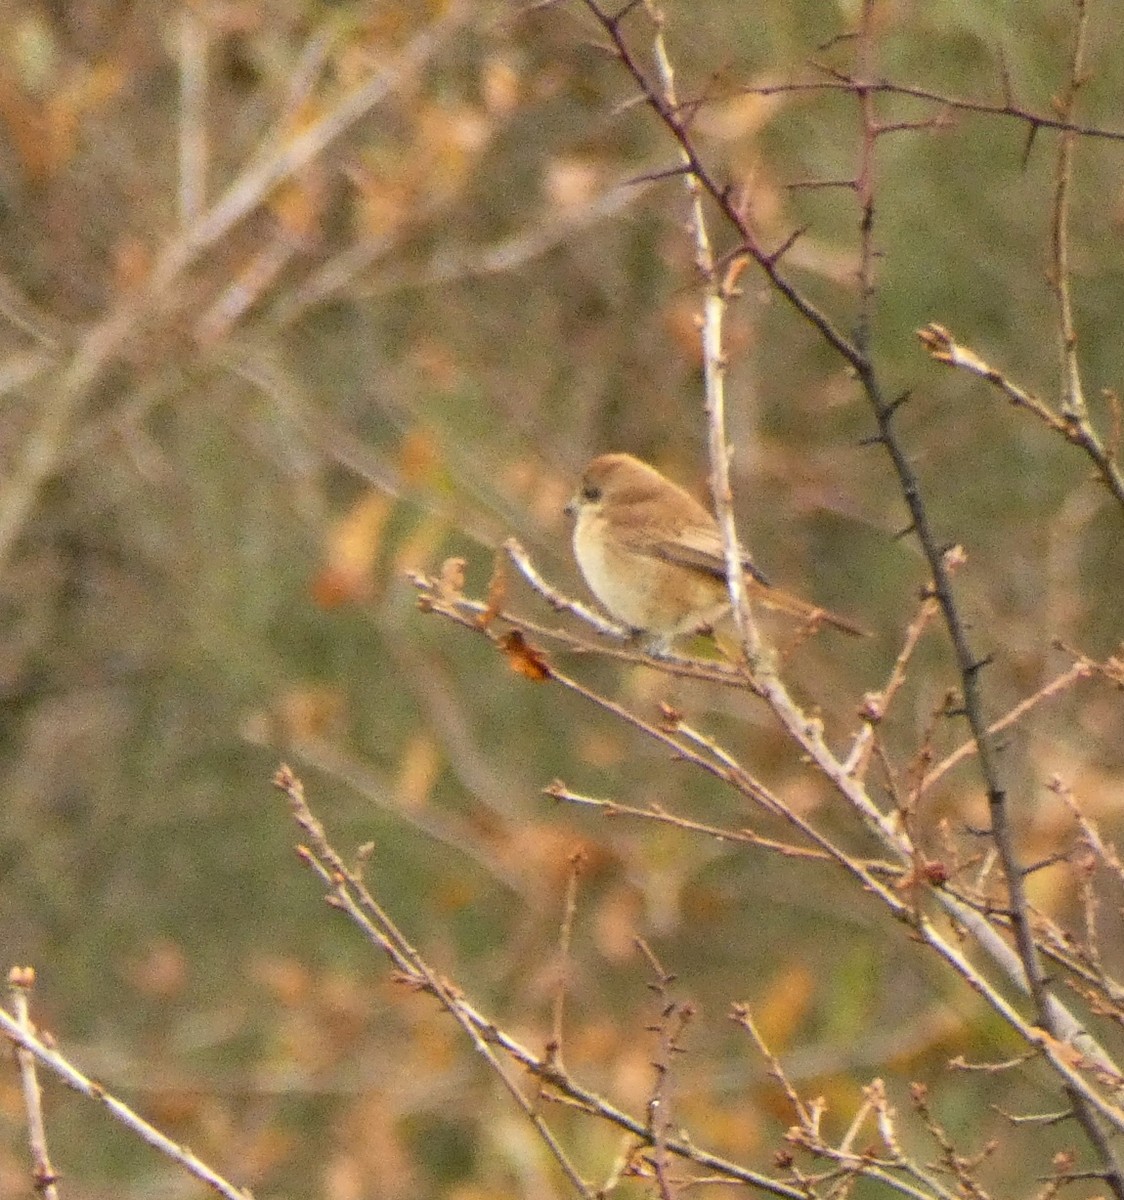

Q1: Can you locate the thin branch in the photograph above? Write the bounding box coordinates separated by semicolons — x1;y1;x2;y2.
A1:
923;657;1094;790
0;5;467;583
274;766;802;1199
546;853;584;1070
868;338;1063;1105
1051;0;1089;423
918;323;1124;511
9;969;60;1200
273;766;596;1200
411;570;1124;1118
643;0;763;665
734;76;1124;143
844;588;944;781
582;0;864;373
178;6;208;228
0;997;253;1200
500;539;762;689
853;0;879;344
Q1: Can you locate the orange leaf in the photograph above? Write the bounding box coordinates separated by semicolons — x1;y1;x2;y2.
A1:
349;160;412;240
45;62;125;177
481;55;521;116
399;427;441;484
271;172;326;242
754;962;814;1051
499;630;551;681
312;492;392;607
396;733;441;811
276;685;345;741
112;235;152;294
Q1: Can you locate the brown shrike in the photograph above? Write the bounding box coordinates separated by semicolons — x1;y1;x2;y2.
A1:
567;452;866;650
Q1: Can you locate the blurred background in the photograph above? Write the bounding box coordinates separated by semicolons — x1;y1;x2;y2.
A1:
1;1;1123;1195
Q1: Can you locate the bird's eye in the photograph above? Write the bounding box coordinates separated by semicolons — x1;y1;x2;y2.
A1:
581;483;602;502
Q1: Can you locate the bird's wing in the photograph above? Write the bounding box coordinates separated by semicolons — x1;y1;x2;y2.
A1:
648;525;771;587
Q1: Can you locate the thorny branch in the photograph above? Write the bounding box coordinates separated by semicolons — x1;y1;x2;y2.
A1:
412;562;1124;1122
918;324;1124;510
586;0;1054;1036
273;765;806;1200
547;0;1124;1192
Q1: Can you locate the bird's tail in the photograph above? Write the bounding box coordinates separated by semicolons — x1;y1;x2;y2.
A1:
746;578;869;638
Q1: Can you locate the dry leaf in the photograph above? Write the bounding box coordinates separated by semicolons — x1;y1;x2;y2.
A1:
544;154;602;210
396;733;441;810
437;556;466;603
480;552;507;627
753;962;814;1051
276;685;346;741
112;235;152;294
128;938;187;1000
45;63;124;176
499;630;551;681
348;158;413;240
481;55;521;116
271;171;326;242
312;492;392;607
399;427;441;484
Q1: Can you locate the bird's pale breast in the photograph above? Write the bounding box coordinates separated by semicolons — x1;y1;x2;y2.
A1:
573;509;729;636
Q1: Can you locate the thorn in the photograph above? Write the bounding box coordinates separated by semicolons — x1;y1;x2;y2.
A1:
962;823;994;838
767;225;808;266
856;433;886;448
1022;851;1070;876
626;163;692;186
581;37;623;60
966;654;995;676
892;523;916;542
886;389;912;415
1021;121;1040;170
997;46;1015;110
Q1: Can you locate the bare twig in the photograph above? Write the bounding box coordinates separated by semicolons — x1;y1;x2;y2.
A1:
0;992;253;1200
923;657;1093;790
582;0;864;373
546;853;584;1070
273;765;597;1200
636;939;693;1200
178;6;208;227
0;5;467;583
9;968;60;1200
910;1083;997;1200
412;569;1124;1119
1051;0;1090;422
844;581;945;781
274;765;804;1200
642;0;762;665
918;324;1124;508
735;76;1124;144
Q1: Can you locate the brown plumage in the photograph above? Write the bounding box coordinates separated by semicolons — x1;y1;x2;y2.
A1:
567;452;867;647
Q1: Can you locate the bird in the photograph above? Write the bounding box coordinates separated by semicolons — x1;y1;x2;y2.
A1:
566;452;867;650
